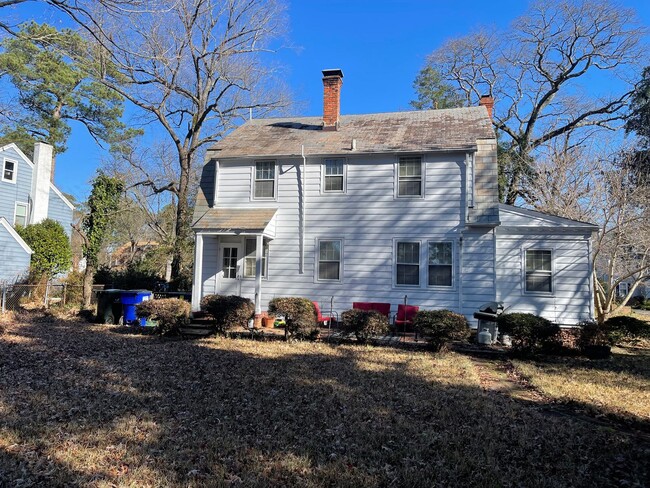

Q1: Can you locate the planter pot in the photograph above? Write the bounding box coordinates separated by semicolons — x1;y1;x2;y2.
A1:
262;316;275;328
584;344;611;359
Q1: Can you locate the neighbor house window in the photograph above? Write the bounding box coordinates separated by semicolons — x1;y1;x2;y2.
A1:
318;239;342;281
525;249;552;293
396;241;420;286
14;202;28;227
254;161;276;199
323;158;345;192
2;159;16;183
428;242;452;287
244;238;268;278
397;156;422;196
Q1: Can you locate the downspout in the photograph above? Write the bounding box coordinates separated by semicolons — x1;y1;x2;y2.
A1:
458;235;463;315
587;233;595;321
300;145;306;274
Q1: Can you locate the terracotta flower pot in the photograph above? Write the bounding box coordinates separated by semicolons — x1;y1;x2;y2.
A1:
262;316;276;328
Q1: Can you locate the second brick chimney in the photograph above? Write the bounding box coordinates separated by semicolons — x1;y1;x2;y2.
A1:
322;69;343;131
479;94;494;120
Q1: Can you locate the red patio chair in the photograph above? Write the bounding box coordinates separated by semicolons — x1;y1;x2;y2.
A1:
394;304;419;334
313;301;338;326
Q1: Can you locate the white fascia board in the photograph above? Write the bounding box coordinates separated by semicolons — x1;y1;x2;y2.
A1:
0;217;34;254
0;143;34;168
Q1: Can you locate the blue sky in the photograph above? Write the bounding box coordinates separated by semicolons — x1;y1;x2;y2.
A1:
4;0;650;201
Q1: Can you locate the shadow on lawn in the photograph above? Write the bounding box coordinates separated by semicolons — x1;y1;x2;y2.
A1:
1;318;649;487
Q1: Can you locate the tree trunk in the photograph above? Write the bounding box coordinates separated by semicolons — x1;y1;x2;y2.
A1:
82;263;95;309
171;152;191;284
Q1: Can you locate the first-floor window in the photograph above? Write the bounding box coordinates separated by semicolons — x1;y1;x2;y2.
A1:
222;247;238;279
14;202;27;227
525;249;552;293
318;239;342;281
396;241;420;286
244;238;268;278
428;241;452;286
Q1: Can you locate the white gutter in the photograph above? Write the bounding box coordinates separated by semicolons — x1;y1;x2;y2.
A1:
300;145;306;274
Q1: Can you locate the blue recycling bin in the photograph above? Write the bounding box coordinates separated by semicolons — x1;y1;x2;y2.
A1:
120;290;152;326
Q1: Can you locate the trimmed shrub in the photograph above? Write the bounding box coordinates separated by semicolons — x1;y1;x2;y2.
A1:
136;298;190;335
201;294;255;334
496;313;561;354
341;309;390;343
413;310;471;351
605;316;650;342
268;297;318;340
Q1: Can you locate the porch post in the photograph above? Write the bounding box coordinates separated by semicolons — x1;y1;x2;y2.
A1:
191;233;204;312
255;234;263;315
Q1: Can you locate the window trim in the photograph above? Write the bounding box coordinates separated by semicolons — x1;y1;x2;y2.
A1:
14;201;28;227
320;157;347;194
522;247;554;296
251;160;278;201
394;239;421;287
242;237;269;280
427;240;454;288
315;238;344;283
394;155;425;199
2;158;17;184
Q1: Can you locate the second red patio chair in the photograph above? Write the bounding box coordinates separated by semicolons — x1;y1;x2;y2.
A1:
393;304;419;336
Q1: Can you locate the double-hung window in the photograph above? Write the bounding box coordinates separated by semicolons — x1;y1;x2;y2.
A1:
14;202;28;227
323;158;345;192
397;156;422;197
428;242;452;286
317;239;342;281
396;241;420;286
243;238;268;278
525;249;552;293
254;161;275;199
2;159;16;183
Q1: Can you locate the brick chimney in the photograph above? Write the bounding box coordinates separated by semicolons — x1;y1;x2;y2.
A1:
479;94;494;119
322;69;343;131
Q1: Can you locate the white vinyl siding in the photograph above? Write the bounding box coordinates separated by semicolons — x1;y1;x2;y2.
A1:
253;161;276;199
525;249;552;293
397;156;422;197
396;241;420;286
2;159;16;183
317;239;342;281
244;238;268;278
14;202;28;227
322;158;345;193
428;241;452;287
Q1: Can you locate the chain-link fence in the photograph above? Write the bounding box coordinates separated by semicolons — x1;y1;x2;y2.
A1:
1;283;103;312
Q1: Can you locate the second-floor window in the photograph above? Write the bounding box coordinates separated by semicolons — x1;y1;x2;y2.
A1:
3;159;16;183
397;156;422;197
323;158;345;192
254;161;276;199
14;202;28;227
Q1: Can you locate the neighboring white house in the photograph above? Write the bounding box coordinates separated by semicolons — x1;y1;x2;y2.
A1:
0;142;74;284
190;69;598;326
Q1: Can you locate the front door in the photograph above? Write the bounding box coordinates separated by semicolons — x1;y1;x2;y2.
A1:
219;244;242;295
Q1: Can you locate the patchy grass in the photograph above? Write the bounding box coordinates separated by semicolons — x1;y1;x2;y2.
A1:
0;317;649;487
512;346;650;422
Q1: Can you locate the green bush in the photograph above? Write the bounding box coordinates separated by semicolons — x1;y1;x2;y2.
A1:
576;320;612;350
413;310;470;351
17;219;71;279
605;316;650;342
268;297;318;340
136;298;190;335
340;309;389;343
496;313;561;354
94;263;162;291
201;295;254;334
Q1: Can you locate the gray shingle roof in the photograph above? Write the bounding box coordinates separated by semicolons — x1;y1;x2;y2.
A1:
192;207;277;233
209;107;494;158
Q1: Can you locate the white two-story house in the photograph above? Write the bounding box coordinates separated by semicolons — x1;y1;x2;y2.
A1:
190;69;597;326
0;142;74;284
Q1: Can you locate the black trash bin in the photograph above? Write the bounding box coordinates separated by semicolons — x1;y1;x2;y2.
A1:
96;289;124;324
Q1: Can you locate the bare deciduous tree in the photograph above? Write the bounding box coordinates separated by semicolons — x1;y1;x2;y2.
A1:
419;0;644;204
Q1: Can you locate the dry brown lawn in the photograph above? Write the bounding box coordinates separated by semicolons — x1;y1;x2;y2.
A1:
513;346;650;422
1;314;649;487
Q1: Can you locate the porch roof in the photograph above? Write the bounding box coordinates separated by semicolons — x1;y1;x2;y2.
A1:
192;207;277;237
